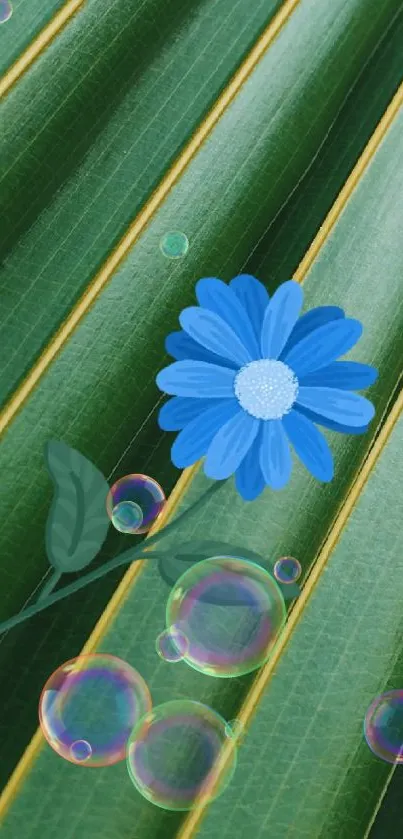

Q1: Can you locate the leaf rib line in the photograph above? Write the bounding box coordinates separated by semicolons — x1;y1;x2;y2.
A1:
0;0;300;436
0;0;86;99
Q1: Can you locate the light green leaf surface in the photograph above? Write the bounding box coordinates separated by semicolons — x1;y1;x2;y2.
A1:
1;60;402;839
193;407;403;839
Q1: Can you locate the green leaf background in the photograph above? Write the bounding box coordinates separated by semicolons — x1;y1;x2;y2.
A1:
0;0;402;836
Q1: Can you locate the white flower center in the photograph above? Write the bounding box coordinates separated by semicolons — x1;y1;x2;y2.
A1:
234;360;298;420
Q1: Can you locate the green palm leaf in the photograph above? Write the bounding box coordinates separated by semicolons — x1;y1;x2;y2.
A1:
1;0;403;835
1;10;400;785
1;44;403;839
0;0;401;620
0;0;285;404
187;399;403;839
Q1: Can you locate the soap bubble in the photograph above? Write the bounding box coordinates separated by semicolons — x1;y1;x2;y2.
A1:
166;556;286;677
159;231;189;259
364;690;403;763
0;1;12;24
39;654;152;766
273;556;301;584
106;474;165;534
70;740;92;762
127;700;237;810
155;626;189;663
111;501;143;534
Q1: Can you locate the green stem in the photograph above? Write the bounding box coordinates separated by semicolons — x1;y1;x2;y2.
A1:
0;550;166;635
37;570;62;602
0;479;224;636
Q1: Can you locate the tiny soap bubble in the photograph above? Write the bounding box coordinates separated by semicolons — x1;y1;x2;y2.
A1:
70;740;92;763
273;556;301;584
159;231;189;259
106;474;165;534
111;501;143;534
155;626;189;663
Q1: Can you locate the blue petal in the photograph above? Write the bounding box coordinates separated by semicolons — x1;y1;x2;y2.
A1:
204;411;260;480
259;420;292;490
195;277;261;358
282;409;334;482
165;331;237;369
156;361;236;398
229;274;270;343
180;307;252;366
261;280;303;360
294;404;369;436
299;361;378;390
235;427;265;501
283;318;363;378
171;401;240;468
280;306;344;358
296;386;375;426
159;397;222;431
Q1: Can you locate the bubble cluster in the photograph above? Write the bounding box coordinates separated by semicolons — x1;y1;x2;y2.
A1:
127;700;237;810
273;556;301;584
39;654;152;766
0;1;12;23
364;690;403;764
106;474;165;534
156;626;189;663
159;231;189;259
166;556;286;678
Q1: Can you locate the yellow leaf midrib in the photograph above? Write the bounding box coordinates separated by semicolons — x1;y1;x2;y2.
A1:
0;0;301;823
0;0;300;437
176;81;403;839
0;0;85;99
0;76;400;826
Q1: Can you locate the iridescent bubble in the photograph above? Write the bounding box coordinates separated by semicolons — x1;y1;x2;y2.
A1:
166;556;286;678
364;690;403;763
111;501;143;534
0;1;12;24
159;231;189;259
155;626;189;663
127;700;237;810
273;556;302;584
70;740;92;762
39;654;152;767
106;474;165;534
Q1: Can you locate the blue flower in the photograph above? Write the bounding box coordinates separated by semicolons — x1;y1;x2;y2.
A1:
156;276;378;500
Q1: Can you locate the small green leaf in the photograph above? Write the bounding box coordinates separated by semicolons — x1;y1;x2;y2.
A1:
44;440;110;572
